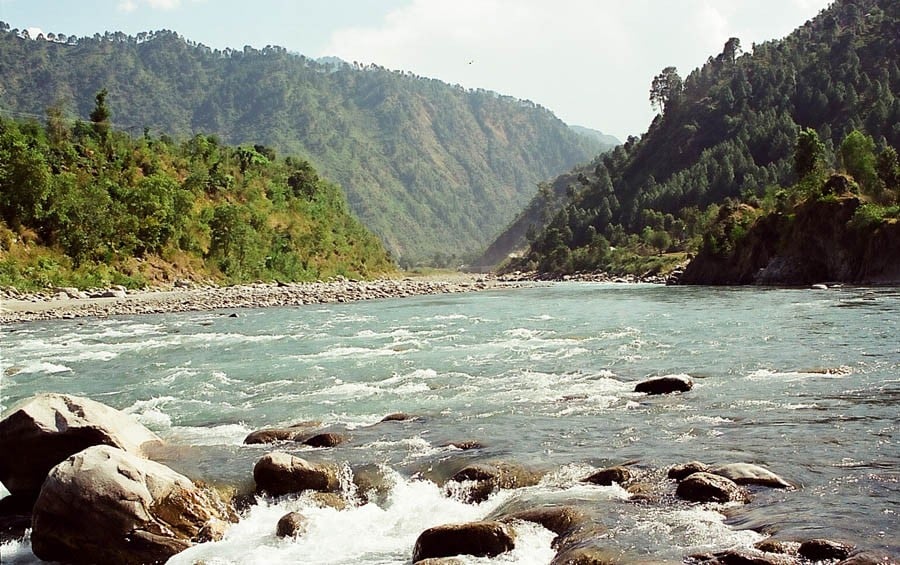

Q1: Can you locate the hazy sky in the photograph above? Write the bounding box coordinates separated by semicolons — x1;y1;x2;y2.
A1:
1;0;832;139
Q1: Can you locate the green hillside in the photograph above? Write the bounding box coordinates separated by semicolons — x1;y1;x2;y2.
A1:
0;24;603;264
0;101;393;290
496;0;900;275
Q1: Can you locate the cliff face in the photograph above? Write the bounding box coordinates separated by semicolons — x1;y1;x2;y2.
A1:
680;196;900;285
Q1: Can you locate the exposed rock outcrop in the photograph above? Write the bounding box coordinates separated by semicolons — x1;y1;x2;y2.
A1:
0;393;161;500
31;445;234;565
675;472;750;503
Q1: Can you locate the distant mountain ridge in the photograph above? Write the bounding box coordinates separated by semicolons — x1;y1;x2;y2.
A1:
569;125;620;148
0;24;602;263
492;0;900;274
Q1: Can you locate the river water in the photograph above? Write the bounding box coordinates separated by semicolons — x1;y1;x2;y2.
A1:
1;283;898;563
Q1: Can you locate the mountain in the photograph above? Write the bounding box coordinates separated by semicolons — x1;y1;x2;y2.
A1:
569;125;620;148
494;0;899;274
0;24;602;264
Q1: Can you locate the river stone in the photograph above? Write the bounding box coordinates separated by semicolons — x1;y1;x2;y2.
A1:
668;461;710;481
798;539;854;561
303;432;346;448
380;412;415;422
0;393;162;499
412;521;515;562
31;445;234;565
634;375;693;395
710;463;792;488
449;461;542;503
253;452;340;496
499;505;586;537
243;421;321;444
690;548;797;565
753;539;800;555
582;465;632;486
837;551;899;564
276;511;308;538
414;559;465;565
675;472;750;503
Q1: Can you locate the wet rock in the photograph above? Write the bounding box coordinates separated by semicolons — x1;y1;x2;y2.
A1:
307;492;347;510
414;558;466;565
243;421;321;444
625;482;659;503
352;464;391;504
668;461;710;481
675;472;750;503
276;511;308;538
380;412;415;422
442;440;485;450
303;432;346;448
753;540;800;555
0;393;162;500
31;445;235;565
194;518;230;543
550;545;620;565
253;452;340;496
837;550;900;564
449;461;542;503
689;548;797;564
798;539;854;561
412;521;515;562
710;463;791;488
0;494;32;543
499;506;586;538
634;375;693;395
582;465;632;486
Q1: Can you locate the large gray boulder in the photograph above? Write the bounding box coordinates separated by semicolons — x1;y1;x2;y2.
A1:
31;445;234;565
0;393;161;499
253;451;340;496
412;521;515;562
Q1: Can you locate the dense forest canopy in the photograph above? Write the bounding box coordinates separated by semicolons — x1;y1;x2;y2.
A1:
497;0;900;275
0;22;609;264
0;94;393;290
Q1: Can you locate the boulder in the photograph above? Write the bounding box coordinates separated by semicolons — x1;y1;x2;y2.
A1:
449;461;542;503
582;465;632;486
0;494;32;543
380;412;416;422
550;546;621;565
837;551;899;564
31;445;234;565
412;521;515;562
442;440;485;450
303;432;346;448
500;505;585;537
753;540;800;555
276;511;308;538
0;393;162;499
634;375;693;395
675;472;750;503
243;421;321;444
668;461;709;481
798;539;854;561
253;452;340;496
414;559;465;565
689;548;797;564
710;463;791;489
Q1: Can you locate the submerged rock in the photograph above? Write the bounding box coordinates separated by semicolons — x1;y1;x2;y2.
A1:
0;393;162;500
634;375;693;395
710;463;791;489
675;472;750;503
31;445;234;565
412;521;515;562
243;421;321;444
499;505;586;538
303;432;346;448
689;548;797;565
253;452;340;496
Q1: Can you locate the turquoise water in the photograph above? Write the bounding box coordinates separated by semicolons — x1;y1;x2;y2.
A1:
1;283;898;563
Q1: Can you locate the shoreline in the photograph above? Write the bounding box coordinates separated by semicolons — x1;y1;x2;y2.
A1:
0;275;522;324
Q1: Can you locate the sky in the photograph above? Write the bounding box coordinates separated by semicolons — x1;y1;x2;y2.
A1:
1;0;833;140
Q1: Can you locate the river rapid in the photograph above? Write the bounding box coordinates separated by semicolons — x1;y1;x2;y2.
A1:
1;283;897;563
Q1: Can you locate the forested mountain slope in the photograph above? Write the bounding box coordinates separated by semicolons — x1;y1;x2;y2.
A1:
0;24;607;263
497;0;899;274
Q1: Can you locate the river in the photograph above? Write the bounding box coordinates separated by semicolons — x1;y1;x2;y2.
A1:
1;283;898;563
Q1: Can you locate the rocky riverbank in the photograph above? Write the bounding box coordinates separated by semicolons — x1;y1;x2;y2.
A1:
0;275;516;324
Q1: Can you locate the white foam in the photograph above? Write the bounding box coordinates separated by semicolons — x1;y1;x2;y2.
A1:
169;470;541;565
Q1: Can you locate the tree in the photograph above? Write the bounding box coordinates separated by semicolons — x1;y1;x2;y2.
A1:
722;37;742;64
875;146;899;194
794;128;825;181
89;88;111;140
840;130;878;194
650;67;683;115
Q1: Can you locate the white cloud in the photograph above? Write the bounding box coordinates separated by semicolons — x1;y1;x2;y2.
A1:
117;0;181;12
322;0;832;139
24;26;43;38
